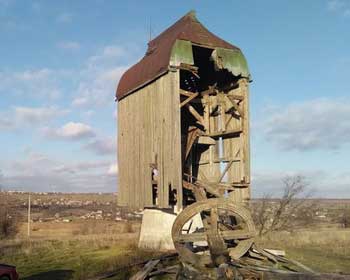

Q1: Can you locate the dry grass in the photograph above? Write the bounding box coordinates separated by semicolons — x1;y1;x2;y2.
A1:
1;201;350;278
15;220;139;239
0;220;147;279
259;228;350;247
257;228;350;273
2;222;350;277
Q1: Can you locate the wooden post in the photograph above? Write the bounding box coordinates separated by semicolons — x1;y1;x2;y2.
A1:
27;194;31;238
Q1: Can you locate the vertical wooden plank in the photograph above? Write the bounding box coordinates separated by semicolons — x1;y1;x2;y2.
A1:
117;100;124;206
241;79;250;203
144;82;152;207
157;77;164;208
162;74;170;208
219;93;226;132
202;94;210;132
173;70;183;211
131;93;136;207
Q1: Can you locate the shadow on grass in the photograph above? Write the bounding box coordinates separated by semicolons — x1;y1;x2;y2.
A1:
21;270;74;280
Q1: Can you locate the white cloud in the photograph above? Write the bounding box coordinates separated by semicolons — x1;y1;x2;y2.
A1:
71;97;89;107
71;45;131;108
52;161;110;174
0;68;62;100
82;110;95;118
72;66;126;108
57;13;73;23
327;0;350;16
328;0;345;11
261;97;350;151
45;122;95;140
84;137;115;155
107;163;118;175
87;46;126;65
2;173;116;192
252;169;350;198
14;106;68;124
58;41;81;50
0;152;116;192
0;118;13;130
14;68;51;81
9;151;57;177
0;106;68;131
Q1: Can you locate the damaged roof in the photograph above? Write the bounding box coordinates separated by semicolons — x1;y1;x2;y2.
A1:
116;11;249;101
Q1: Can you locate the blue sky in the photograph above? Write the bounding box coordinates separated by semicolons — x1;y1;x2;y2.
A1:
0;0;349;197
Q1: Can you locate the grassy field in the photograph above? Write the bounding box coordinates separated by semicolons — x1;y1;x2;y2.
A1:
1;193;350;279
258;229;350;274
1;221;350;279
0;221;156;280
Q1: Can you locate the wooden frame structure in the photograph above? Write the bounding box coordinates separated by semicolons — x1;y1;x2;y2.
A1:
116;11;251;210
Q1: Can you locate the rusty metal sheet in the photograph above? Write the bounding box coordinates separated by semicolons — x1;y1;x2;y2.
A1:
116;11;243;101
211;47;250;79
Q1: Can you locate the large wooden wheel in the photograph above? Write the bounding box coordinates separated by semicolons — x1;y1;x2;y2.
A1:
172;198;256;267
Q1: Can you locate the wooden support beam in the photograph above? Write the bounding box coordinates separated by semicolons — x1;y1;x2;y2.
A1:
227;94;244;101
227;95;244;117
204;128;242;139
196;157;241;165
197;136;216;145
180;89;195;97
178;63;200;78
185;128;200;159
179;63;198;72
186;104;204;125
200;86;216;96
225;114;234;129
218;160;234;183
231;182;249;187
202;94;210;132
199;170;210;182
220;98;226;132
180;92;199;108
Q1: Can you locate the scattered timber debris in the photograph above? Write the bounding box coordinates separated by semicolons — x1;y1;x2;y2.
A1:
125;249;350;280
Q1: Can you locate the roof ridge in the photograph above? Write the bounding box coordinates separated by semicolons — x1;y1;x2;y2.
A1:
148;10;197;47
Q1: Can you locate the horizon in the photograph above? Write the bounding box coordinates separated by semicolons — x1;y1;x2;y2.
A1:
2;190;350;201
0;1;349;198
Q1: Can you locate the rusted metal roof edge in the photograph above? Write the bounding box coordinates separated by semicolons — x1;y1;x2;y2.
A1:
116;69;170;102
116;43;251;102
211;47;251;80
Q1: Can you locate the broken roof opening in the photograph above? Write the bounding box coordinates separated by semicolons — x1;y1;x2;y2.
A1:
116;10;250;101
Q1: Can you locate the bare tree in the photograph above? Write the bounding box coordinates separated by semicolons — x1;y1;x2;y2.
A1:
0;184;18;239
340;209;350;228
0;169;3;189
252;175;316;236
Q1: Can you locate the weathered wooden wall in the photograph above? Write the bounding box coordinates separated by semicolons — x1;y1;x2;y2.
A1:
117;70;183;209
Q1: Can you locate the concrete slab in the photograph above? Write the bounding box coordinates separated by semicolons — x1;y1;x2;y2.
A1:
138;208;177;251
138;208;205;251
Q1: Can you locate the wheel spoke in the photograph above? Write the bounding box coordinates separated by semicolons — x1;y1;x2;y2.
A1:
210;207;219;232
183;220;194;234
176;232;207;243
172;198;256;266
218;221;243;230
220;230;255;240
